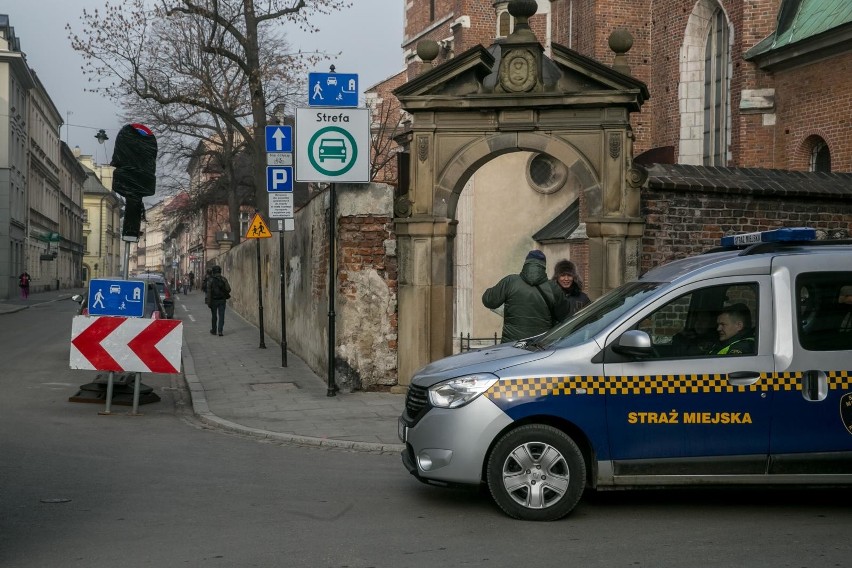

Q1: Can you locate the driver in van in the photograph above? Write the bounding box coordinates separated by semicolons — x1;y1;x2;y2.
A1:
673;309;718;355
709;303;755;355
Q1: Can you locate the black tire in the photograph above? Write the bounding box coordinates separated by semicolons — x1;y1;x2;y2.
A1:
486;424;586;521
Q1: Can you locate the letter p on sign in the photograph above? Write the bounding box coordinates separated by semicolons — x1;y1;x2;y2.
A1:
266;166;293;192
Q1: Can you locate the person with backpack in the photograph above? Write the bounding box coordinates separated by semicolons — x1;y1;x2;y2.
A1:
201;268;212;293
204;265;231;336
18;271;30;299
482;250;567;343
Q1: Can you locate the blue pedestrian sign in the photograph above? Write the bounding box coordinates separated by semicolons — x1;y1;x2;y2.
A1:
308;73;359;108
88;279;146;318
265;125;293;153
267;166;293;192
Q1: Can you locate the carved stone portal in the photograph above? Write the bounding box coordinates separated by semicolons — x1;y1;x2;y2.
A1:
392;20;648;386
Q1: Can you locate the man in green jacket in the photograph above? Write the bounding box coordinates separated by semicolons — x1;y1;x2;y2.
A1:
482;250;567;343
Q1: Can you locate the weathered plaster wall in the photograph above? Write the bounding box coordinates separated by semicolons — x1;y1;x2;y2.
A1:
210;183;397;391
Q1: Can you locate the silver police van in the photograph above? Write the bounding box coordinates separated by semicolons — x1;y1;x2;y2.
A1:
398;228;852;521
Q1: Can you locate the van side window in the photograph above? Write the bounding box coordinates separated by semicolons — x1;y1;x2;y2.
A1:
797;272;852;351
633;283;759;359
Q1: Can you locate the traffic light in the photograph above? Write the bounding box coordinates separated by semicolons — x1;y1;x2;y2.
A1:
111;123;157;199
111;123;157;239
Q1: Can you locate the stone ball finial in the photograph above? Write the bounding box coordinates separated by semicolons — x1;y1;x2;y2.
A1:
508;0;538;19
417;40;440;63
608;28;634;75
608;28;634;55
416;39;440;75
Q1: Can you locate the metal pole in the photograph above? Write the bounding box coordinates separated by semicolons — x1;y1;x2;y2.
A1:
327;184;338;396
256;222;266;349
130;372;142;415
279;224;288;367
121;238;142;413
99;371;115;415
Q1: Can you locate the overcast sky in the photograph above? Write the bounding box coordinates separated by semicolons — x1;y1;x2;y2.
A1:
6;1;405;168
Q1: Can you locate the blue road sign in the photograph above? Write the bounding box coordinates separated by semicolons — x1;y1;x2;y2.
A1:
265;125;293;153
88;278;146;318
266;166;293;192
308;73;359;107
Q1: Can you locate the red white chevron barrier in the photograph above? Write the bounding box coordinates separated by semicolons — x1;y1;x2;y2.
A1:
70;316;183;374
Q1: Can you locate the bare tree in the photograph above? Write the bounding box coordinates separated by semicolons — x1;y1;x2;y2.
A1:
68;0;347;222
367;93;406;184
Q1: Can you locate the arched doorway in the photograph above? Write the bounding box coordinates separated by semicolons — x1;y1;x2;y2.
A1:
393;6;648;383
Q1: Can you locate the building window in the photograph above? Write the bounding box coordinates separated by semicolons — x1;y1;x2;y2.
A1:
430;0;435;22
703;8;730;166
240;211;251;237
810;141;831;173
497;11;512;38
526;153;567;194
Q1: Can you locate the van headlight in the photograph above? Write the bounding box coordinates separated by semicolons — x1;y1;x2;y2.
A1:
428;374;499;409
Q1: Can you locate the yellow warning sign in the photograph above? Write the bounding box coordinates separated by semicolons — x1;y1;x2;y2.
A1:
245;213;272;239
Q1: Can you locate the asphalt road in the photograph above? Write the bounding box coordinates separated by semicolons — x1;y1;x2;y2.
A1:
2;299;851;567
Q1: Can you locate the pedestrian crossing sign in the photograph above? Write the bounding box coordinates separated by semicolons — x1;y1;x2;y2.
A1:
245;213;272;239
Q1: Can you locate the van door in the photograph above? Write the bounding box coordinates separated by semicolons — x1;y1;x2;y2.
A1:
603;278;774;477
768;259;852;474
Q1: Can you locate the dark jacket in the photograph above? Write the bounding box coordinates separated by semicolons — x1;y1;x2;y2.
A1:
205;274;231;305
482;258;567;343
554;281;591;320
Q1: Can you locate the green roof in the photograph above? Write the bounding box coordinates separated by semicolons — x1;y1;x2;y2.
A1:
746;0;852;59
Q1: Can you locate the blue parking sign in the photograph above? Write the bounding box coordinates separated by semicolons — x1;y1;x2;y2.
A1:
88;279;146;318
265;125;292;153
267;166;293;192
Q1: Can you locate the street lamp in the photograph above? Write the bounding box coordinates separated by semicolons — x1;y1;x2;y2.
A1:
95;129;109;144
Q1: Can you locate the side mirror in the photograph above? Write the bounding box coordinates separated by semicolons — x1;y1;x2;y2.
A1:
613;330;655;357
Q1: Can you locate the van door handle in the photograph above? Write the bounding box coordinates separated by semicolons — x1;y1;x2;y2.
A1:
727;371;761;386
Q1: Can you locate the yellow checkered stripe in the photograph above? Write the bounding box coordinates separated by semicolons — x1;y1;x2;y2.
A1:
485;371;851;400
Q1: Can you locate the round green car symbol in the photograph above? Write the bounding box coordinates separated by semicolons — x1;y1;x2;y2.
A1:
308;126;358;176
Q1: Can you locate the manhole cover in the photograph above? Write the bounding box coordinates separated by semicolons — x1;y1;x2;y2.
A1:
250;382;299;392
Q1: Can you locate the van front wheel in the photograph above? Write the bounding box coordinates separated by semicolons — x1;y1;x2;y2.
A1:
486;425;585;521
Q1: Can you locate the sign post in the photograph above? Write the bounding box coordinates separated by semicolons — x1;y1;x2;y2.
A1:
297;70;367;396
245;212;272;349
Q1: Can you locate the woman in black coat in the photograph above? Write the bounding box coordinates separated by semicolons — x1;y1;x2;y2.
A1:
552;259;591;320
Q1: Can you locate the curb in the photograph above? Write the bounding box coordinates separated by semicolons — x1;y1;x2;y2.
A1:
180;329;405;454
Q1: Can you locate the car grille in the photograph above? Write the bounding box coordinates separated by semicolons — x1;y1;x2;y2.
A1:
405;384;429;418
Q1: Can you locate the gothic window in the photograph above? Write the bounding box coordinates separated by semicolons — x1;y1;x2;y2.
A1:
810;140;831;173
680;1;732;166
497;10;512;38
703;8;730;166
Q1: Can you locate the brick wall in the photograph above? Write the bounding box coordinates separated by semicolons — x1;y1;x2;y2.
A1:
773;50;852;173
640;187;852;272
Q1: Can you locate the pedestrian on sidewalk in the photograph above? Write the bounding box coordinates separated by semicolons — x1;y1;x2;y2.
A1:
205;265;231;336
18;271;30;299
201;268;212;293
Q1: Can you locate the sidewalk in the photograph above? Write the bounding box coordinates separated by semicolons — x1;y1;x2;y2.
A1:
3;287;406;454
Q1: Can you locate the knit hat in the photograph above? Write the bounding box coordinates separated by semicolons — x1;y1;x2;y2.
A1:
212;265;222;274
526;250;546;262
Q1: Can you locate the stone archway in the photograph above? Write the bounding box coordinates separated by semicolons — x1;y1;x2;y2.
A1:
393;3;648;384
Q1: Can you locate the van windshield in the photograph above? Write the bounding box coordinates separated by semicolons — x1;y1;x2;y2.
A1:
533;281;663;349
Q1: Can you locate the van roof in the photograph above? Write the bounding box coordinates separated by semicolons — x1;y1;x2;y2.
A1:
642;240;852;284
